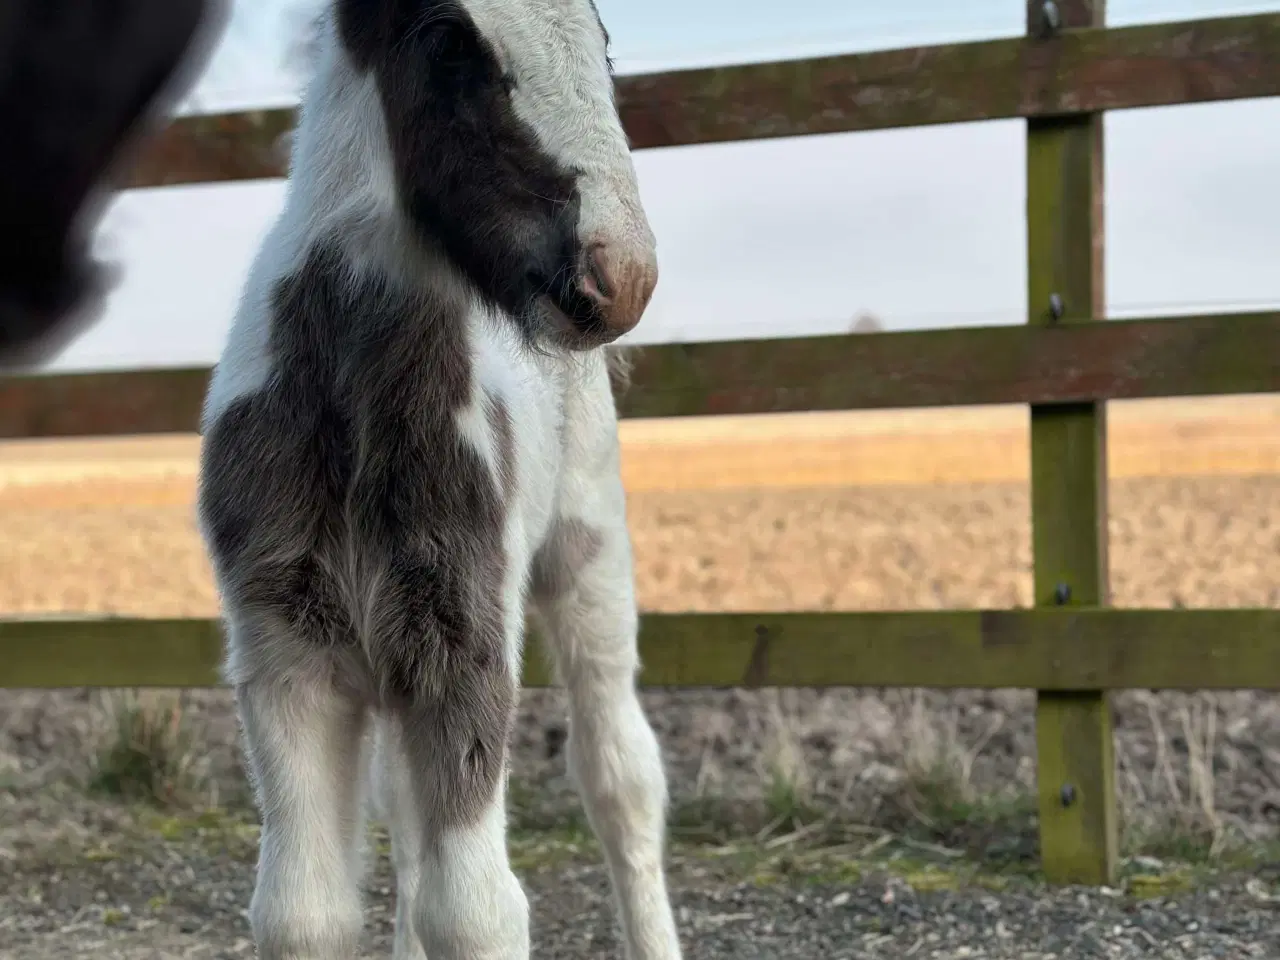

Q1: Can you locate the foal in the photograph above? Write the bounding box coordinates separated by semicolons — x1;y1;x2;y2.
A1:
195;2;681;957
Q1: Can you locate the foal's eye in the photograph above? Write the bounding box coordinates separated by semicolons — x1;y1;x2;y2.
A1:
499;73;517;96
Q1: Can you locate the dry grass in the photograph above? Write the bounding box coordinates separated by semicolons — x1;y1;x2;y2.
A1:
2;401;1280;862
88;690;210;807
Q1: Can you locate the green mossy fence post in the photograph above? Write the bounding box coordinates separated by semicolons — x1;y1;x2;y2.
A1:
1027;0;1118;885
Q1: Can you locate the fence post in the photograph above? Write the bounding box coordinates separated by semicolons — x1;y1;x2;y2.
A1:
1026;0;1118;885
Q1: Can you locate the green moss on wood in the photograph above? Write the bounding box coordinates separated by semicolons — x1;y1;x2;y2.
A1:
5;609;1280;690
1026;0;1117;889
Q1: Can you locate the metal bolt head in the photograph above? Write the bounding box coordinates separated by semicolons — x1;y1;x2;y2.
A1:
1042;0;1062;33
1054;583;1071;605
1060;783;1076;807
1048;293;1065;321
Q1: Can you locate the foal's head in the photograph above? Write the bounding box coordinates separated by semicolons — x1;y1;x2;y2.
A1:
333;0;656;350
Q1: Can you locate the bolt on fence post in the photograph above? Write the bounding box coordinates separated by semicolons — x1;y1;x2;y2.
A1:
1049;293;1065;322
1042;1;1063;33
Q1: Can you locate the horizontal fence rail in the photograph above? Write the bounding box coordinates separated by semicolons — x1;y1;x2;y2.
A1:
4;311;1280;438
6;610;1280;691
126;13;1280;188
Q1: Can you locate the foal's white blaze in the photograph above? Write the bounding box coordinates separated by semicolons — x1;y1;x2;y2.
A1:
466;0;652;237
464;0;659;336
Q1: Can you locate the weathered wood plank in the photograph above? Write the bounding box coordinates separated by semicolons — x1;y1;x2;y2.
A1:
3;312;1278;439
5;610;1280;690
125;108;294;189
124;13;1280;188
0;366;212;439
0;616;225;688
1026;0;1117;888
618;12;1280;151
618;312;1280;420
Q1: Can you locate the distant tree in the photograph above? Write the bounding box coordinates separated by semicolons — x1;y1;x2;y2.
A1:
850;311;884;334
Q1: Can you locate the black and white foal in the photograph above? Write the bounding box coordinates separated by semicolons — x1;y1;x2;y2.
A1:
196;2;681;957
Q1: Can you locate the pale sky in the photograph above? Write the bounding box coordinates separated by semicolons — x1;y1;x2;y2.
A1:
40;0;1280;373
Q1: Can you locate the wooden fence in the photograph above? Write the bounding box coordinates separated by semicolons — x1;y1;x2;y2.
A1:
3;1;1280;886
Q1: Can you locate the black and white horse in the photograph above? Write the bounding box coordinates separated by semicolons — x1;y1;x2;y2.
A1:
196;1;681;957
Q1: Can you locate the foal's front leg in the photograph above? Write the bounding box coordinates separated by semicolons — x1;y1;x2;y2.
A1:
389;634;529;959
371;716;428;960
232;631;370;960
530;495;683;958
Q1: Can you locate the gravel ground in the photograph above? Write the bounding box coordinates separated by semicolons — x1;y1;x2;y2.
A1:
3;797;1280;959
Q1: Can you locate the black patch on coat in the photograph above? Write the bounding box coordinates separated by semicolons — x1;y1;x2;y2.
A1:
198;241;514;827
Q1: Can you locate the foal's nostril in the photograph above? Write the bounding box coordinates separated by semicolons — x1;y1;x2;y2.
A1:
578;244;614;305
525;268;552;294
550;239;658;345
570;241;658;341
